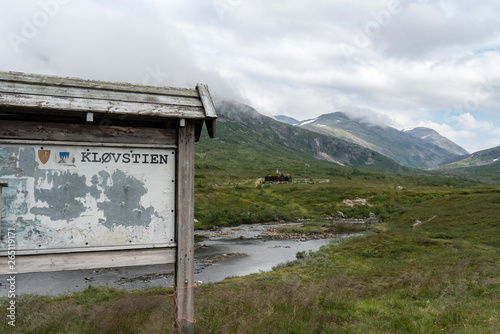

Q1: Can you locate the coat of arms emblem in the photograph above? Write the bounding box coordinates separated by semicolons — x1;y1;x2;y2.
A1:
38;150;51;164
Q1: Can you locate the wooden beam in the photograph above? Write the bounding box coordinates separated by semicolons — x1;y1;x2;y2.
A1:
194;120;204;142
0;243;176;256
0;71;199;98
0;93;206;119
0;81;203;107
175;120;196;334
205;119;217;139
196;84;217;118
0;120;177;146
4;248;176;274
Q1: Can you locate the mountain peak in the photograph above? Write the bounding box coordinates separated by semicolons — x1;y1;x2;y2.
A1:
295;114;468;169
405;127;469;156
274;115;299;125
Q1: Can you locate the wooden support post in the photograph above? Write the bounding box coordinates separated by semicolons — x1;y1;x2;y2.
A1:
175;120;196;334
0;182;8;237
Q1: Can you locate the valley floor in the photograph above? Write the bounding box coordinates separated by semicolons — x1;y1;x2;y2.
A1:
1;185;499;333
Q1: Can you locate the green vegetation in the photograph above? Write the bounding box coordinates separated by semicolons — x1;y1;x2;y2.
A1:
194;160;481;229
436;162;500;184
2;181;499;333
434;146;500;184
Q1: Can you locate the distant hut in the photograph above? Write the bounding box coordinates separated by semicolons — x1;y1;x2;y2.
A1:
265;171;293;183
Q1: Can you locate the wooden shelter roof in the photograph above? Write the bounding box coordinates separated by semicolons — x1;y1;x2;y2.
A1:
0;71;217;138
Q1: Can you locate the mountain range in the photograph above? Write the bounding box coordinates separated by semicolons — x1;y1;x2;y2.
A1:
196;101;403;178
274;114;474;161
438;146;500;169
275;112;468;169
196;101;499;182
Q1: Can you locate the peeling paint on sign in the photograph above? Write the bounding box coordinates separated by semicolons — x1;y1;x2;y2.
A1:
0;144;175;251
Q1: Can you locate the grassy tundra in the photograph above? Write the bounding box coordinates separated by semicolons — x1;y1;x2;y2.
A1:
1;172;499;333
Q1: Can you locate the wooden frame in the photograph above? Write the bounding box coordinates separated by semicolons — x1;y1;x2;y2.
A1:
175;120;196;332
0;71;216;333
0;182;7;236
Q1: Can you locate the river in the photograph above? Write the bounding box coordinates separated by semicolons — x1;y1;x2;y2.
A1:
0;223;358;296
193;223;347;283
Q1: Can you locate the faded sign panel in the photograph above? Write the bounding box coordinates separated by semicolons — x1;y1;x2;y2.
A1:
0;144;175;251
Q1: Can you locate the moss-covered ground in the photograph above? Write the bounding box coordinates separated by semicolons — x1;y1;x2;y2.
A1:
2;175;499;333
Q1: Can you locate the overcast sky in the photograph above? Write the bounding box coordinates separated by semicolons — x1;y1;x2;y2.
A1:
1;0;500;153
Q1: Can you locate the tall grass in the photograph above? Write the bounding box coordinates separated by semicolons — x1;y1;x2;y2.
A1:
1;184;498;333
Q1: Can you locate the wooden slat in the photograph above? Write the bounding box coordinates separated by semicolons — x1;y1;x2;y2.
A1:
196;84;217;118
205;119;217;139
175;120;196;333
0;120;177;145
0;71;199;97
0;93;206;119
4;248;176;274
0;243;176;256
0;139;176;149
0;81;203;107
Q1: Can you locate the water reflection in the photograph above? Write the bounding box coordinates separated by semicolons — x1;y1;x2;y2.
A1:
194;223;355;283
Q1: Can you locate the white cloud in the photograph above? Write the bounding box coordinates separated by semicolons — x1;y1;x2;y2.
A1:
0;0;238;98
379;2;499;59
412;113;500;153
457;113;494;131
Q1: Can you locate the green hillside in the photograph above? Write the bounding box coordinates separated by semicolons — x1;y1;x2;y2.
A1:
435;146;500;183
437;146;500;169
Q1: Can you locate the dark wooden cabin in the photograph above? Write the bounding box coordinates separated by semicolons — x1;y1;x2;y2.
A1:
265;172;293;183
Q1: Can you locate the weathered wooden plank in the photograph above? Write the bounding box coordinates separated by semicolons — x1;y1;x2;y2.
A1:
0;71;199;97
4;248;176;274
0;93;206;119
0;139;176;149
196;84;217;118
205;119;217;139
0;243;176;256
0;81;203;107
175;120;196;334
0;120;177;145
195;120;204;142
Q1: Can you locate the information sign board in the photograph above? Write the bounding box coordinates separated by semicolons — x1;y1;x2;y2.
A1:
0;144;175;252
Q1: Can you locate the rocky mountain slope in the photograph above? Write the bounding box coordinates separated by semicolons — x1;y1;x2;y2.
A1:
405;127;469;156
437;146;500;169
434;146;500;183
290;112;467;169
196;102;403;176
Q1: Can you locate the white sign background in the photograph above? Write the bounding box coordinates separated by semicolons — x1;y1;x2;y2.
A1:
0;144;176;251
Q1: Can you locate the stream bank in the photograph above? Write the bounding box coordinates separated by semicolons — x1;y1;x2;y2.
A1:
0;222;364;296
